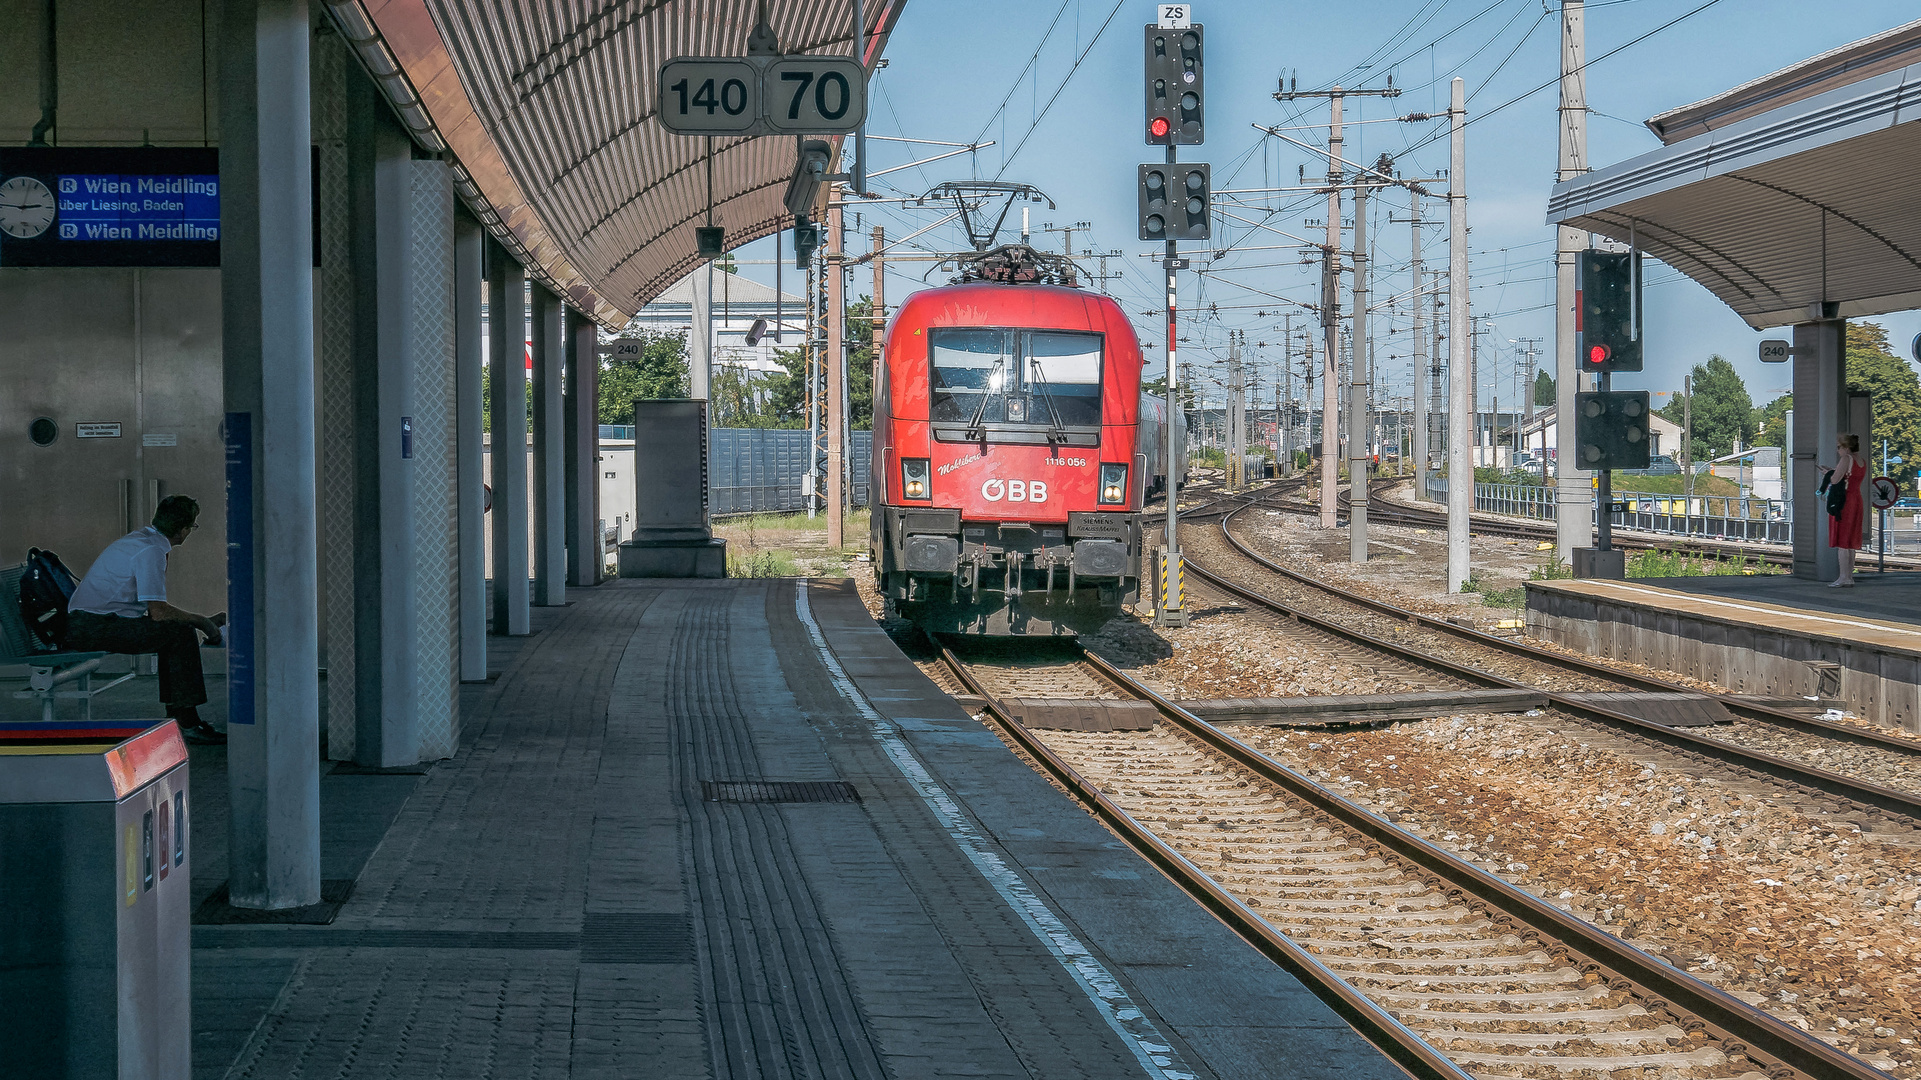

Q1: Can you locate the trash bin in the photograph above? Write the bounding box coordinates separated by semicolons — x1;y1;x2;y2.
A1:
0;719;190;1079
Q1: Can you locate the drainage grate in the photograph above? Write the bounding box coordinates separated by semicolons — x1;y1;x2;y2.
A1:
580;912;696;964
701;780;861;804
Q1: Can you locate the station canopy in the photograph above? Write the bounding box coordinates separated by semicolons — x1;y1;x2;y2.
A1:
326;0;904;327
1548;20;1921;330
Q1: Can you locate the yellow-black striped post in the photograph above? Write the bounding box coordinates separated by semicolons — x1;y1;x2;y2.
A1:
1156;549;1188;628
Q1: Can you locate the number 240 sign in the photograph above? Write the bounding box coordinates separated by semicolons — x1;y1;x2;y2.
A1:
658;56;867;136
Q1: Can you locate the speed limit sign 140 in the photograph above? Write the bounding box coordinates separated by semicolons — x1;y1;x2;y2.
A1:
658;56;866;136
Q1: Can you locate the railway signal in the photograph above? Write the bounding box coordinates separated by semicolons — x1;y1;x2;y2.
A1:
1137;163;1210;241
1573;391;1651;471
1578;249;1642;373
1143;23;1203;145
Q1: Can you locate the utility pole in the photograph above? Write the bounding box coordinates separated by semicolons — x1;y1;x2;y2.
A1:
1349;179;1371;562
872;225;886;494
1446;77;1472;594
1406;189;1431;501
1228;331;1245;490
1554;0;1591;563
1275;82;1397;524
826;185;846;550
805;253;820;518
1515;335;1543;478
1043;220;1092;256
1280;314;1295;474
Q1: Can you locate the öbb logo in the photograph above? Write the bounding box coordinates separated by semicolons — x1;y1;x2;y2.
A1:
980;478;1048;503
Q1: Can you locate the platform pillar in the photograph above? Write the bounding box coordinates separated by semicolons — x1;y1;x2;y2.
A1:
343;63;421;767
564;308;602;587
1792;318;1845;581
455;212;488;679
219;0;320;908
488;244;531;634
532;283;566;606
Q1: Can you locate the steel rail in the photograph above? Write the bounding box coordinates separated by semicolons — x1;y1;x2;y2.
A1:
1066;646;1887;1080
1224;489;1921;761
936;643;1477;1080
1179;505;1921;826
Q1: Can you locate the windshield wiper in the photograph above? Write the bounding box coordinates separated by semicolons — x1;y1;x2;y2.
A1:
1024;359;1070;444
965;359;1005;441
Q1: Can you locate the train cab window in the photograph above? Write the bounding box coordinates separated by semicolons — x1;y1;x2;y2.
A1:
929;328;1104;446
1023;331;1103;427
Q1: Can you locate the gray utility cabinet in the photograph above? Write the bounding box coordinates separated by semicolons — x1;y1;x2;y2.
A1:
0;721;191;1079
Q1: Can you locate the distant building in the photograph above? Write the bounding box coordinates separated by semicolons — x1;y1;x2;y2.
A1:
1511;407;1685;465
625;268;807;378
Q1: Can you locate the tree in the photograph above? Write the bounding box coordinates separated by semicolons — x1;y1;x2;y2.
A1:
1657;354;1752;460
1753;393;1791;449
597;330;689;424
1847;321;1921;485
1533;369;1555;407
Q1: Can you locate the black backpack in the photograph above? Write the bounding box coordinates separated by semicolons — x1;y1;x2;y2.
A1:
19;548;79;652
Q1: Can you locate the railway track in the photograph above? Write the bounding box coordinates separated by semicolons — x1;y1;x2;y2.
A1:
934;638;1885;1080
1177;494;1921;836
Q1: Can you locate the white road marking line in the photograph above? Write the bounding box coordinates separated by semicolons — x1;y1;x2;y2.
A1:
795;584;1199;1080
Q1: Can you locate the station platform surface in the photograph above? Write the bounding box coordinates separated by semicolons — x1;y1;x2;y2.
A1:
1526;573;1921;732
1535;572;1921;650
160;578;1403;1080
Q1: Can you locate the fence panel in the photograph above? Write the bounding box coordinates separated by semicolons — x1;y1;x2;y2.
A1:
1424;476;1793;543
704;428;874;516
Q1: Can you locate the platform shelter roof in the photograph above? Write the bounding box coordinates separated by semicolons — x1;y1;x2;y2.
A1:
1547;21;1921;330
326;0;904;328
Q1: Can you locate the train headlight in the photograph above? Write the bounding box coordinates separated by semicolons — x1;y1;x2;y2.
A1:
1099;463;1128;504
902;457;931;500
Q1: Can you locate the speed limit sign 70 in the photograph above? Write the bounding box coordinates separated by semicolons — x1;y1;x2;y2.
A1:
763;58;867;133
658;60;758;134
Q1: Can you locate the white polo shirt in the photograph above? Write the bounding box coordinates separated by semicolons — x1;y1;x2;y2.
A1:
69;526;173;619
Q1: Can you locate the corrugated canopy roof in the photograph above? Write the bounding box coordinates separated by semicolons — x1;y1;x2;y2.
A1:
1548;49;1921;330
332;0;905;328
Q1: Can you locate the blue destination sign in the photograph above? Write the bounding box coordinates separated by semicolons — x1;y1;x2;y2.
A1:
57;174;219;242
0;147;221;267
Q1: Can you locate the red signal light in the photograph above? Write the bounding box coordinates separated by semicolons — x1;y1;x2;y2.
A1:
1588;344;1609;365
1149;116;1171;139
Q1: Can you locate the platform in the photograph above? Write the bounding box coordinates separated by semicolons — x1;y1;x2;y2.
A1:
1526;574;1921;734
158;578;1404;1079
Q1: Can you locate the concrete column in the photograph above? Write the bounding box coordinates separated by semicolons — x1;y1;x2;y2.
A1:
219;0;320;909
343;65;420;767
454;212;487;680
488;245;531;634
532;284;566;606
1792;318;1846;580
565;308;602;587
690;264;712;400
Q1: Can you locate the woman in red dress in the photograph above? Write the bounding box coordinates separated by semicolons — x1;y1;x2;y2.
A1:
1824;433;1867;587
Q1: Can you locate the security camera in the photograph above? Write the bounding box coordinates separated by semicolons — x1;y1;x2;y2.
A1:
745;317;770;346
784;140;833;218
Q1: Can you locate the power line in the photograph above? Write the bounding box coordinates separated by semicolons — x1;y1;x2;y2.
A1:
996;0;1129;177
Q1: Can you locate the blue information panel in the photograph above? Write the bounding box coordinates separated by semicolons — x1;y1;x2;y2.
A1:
0;147;220;267
56;174;219;242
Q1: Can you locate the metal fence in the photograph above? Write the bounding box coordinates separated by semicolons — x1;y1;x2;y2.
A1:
1425;476;1792;543
707;428;872;516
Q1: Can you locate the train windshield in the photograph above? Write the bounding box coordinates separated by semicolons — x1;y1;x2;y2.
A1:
929;328;1104;438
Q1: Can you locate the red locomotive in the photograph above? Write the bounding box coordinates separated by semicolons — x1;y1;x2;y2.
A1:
870;245;1176;635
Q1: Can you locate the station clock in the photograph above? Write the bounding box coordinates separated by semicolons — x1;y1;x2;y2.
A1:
0;176;56;239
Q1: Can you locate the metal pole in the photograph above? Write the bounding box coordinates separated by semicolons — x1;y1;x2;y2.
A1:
805;257;819;517
1280;314;1293;473
1554;0;1591;562
1349;180;1370;562
1683;372;1694;535
827;186;845;550
1227;331;1244;490
690;262;712;400
1320;89;1344;528
1410;190;1428;502
1446;77;1472;593
1157;141;1187;628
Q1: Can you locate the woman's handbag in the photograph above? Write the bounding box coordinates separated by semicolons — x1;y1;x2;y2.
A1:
1827;476;1849;518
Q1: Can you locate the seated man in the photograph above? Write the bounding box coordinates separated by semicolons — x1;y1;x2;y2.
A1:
66;495;227;744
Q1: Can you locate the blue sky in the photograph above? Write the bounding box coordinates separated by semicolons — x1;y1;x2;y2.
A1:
723;0;1921;421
